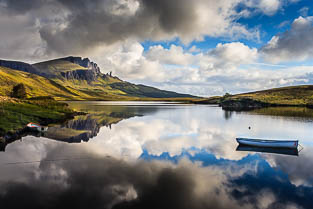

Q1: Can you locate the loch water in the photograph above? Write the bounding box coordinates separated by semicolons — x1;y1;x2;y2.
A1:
1;102;313;209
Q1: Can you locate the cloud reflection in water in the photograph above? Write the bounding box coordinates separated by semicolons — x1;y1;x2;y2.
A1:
1;103;313;208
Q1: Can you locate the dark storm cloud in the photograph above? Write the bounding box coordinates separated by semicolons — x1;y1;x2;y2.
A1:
139;0;196;33
0;0;200;54
1;0;251;56
38;0;199;54
0;0;46;13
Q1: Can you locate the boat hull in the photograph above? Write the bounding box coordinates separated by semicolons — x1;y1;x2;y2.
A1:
236;138;298;149
26;123;48;132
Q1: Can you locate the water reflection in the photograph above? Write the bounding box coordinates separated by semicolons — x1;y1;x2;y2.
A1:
223;110;233;120
0;107;142;150
236;145;299;156
242;106;313;122
44;111;140;143
0;140;5;151
0;103;313;208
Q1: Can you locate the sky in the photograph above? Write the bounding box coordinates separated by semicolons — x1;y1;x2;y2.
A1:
1;0;313;96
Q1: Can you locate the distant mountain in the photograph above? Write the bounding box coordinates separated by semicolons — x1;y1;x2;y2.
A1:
0;56;197;100
33;56;102;80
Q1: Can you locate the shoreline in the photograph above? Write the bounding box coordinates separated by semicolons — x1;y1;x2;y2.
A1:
0;97;86;140
2;96;311;143
192;97;313;111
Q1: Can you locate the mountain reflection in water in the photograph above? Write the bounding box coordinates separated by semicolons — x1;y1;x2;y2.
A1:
0;102;313;209
44;112;140;143
0;105;145;150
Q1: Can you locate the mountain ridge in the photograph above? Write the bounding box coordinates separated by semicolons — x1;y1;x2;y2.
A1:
0;56;197;100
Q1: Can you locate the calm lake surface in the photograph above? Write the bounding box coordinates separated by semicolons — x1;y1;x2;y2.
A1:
1;101;313;209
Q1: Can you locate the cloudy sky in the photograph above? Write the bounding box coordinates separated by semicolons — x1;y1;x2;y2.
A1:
1;0;313;96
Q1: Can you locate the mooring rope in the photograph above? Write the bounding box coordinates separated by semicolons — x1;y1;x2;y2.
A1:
0;156;109;166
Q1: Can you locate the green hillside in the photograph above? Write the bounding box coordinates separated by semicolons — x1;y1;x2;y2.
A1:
0;66;134;100
34;59;88;74
198;85;313;109
32;57;197;100
0;57;197;101
0;96;76;135
231;85;313;106
0;66;81;100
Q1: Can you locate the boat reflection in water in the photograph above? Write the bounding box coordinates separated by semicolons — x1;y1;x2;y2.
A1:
236;144;299;156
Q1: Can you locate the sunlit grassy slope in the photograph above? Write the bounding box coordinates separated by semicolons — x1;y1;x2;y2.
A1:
198;85;313;106
32;59;197;100
0;66;80;100
34;59;88;74
233;85;313;106
0;97;75;134
0;67;132;100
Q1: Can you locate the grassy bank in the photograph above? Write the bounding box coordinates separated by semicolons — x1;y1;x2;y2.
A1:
0;96;78;136
195;85;313;109
232;85;313;106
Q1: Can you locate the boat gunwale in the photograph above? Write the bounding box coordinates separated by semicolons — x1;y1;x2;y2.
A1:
236;138;298;143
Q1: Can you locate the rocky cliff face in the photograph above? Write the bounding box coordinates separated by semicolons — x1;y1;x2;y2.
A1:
60;56;101;74
60;69;99;83
64;116;100;140
43;116;100;143
1;56;111;84
57;56;103;83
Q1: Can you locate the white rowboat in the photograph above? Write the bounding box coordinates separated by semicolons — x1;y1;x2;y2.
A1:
236;138;298;149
